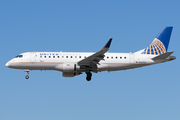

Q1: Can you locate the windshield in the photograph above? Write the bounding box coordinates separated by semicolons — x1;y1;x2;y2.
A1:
15;55;23;58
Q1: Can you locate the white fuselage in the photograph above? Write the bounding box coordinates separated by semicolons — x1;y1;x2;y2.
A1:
5;27;175;80
6;52;164;72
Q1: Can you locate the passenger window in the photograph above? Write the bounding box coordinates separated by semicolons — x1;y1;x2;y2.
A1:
58;56;59;58
53;56;55;58
49;56;51;58
75;56;77;58
44;56;46;58
84;56;86;58
111;57;113;59
79;56;81;58
124;57;126;59
116;57;117;59
66;56;68;58
120;57;122;59
107;57;109;59
40;56;42;58
71;56;73;58
62;56;64;58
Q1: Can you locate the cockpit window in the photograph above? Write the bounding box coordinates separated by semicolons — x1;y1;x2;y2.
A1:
15;55;23;58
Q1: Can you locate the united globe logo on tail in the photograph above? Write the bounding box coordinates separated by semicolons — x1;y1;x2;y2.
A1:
142;27;173;55
142;38;166;55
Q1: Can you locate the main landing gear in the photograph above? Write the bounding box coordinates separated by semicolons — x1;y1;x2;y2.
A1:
86;70;92;81
24;69;29;79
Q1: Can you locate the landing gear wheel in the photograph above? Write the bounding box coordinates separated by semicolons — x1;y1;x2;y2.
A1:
25;75;29;79
86;72;92;81
24;69;30;79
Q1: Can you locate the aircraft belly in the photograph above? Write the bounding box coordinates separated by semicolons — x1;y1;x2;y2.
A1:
99;63;153;71
108;63;132;71
28;63;58;70
8;62;59;70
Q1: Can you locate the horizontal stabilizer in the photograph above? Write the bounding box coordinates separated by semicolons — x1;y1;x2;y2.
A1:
152;51;174;60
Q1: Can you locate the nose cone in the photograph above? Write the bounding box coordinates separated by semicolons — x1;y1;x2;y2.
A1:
5;62;10;67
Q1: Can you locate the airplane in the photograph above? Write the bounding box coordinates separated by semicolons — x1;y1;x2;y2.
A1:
5;27;176;81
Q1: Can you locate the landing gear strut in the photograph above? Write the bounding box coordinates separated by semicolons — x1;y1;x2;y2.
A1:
86;70;92;81
24;69;29;79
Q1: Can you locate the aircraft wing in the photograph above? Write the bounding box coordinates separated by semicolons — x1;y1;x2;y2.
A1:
78;38;112;67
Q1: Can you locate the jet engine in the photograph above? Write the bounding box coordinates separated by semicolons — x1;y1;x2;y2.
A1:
62;72;81;77
55;63;80;71
62;63;80;72
55;63;81;77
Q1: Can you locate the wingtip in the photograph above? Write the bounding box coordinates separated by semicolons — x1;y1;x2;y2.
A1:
104;38;113;48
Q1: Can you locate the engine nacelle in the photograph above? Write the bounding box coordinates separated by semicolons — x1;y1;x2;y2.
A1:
62;72;81;77
63;63;75;72
62;72;75;77
55;63;81;77
55;63;80;72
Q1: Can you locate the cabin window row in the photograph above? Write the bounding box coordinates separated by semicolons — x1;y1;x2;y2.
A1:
40;55;127;59
40;56;86;58
106;56;126;59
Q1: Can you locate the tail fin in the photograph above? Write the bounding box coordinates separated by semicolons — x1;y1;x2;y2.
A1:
141;27;173;55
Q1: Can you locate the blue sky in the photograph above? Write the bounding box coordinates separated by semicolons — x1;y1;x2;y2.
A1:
0;0;179;120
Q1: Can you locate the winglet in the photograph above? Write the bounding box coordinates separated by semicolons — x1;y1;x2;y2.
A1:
103;38;113;48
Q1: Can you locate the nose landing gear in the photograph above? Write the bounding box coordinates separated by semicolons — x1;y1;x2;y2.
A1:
24;69;30;79
25;75;29;79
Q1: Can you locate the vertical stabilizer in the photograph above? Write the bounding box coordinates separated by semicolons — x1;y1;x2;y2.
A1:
141;27;173;55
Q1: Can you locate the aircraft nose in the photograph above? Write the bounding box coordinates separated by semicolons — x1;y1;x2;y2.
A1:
5;62;10;67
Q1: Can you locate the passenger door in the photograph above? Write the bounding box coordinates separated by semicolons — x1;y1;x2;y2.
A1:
129;53;134;63
30;52;36;62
